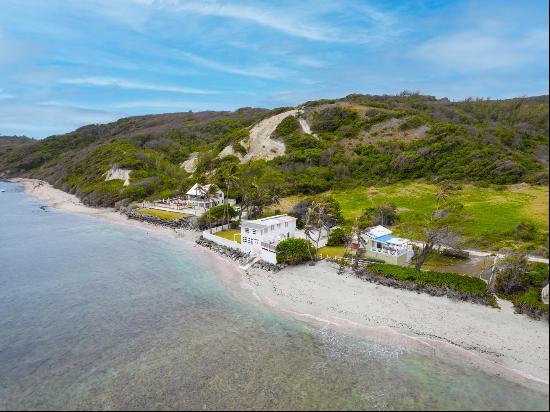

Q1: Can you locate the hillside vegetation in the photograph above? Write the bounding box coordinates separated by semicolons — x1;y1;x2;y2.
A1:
1;93;548;251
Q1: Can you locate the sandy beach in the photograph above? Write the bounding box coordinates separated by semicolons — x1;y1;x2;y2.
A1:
10;178;549;394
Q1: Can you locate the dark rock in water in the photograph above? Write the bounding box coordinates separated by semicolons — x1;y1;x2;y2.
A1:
39;205;48;212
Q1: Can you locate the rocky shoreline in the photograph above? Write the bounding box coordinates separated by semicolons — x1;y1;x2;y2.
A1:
124;208;198;230
196;236;284;272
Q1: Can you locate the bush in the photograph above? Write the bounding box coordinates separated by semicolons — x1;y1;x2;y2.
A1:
276;238;315;265
512;289;549;319
368;263;496;305
494;255;529;295
513;222;538;241
272;115;300;138
326;227;349;246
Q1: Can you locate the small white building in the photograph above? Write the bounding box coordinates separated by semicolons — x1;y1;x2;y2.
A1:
185;183;225;210
241;214;297;264
355;225;414;265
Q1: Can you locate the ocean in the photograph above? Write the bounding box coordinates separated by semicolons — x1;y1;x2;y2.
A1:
0;181;547;410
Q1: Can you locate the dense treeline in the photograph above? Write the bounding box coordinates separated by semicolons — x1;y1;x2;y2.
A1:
0;93;547;208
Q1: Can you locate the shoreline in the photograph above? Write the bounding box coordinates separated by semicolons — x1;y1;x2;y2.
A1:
8;178;549;395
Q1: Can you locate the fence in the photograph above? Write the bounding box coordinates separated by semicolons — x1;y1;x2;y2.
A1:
322;255;375;267
207;224;233;234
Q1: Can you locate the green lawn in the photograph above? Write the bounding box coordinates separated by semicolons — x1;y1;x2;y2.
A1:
278;182;549;253
137;208;191;220
318;245;346;258
215;229;241;244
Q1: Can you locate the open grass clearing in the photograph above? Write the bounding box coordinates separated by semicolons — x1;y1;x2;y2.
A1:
275;182;549;252
137;208;191;220
215;229;241;244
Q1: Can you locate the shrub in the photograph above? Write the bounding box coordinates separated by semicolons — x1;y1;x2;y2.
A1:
326;227;350;246
272;115;300;138
495;255;529;295
513;222;538;241
367;263;496;305
276;238;315;265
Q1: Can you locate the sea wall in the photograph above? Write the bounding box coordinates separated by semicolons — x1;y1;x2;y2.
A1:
196;236;283;272
125;209;198;230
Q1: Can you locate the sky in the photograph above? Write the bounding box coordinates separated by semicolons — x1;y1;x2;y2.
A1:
0;0;548;138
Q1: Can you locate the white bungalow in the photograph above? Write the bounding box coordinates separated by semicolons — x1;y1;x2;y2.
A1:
357;225;414;265
241;214;297;264
185;183;225;210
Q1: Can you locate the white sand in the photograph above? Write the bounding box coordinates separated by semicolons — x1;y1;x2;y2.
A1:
11;178;549;394
243;261;549;392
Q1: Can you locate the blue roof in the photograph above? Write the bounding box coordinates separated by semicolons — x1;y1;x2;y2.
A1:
374;234;394;243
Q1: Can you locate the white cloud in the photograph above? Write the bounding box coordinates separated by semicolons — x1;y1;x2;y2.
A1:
174;51;289;79
123;0;397;44
414;28;549;72
0;102;123;138
58;76;218;94
112;99;227;110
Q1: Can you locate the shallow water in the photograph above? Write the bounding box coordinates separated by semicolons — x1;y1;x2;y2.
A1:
0;181;548;410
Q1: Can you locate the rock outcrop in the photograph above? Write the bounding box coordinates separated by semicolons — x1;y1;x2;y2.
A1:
105;166;131;186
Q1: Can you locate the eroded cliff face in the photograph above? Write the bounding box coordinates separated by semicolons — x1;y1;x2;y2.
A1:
105;166;131;186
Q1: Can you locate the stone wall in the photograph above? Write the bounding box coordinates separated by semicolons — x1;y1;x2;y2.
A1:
125;209;198;230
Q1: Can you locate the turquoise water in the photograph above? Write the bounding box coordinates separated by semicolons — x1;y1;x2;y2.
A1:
0;181;547;410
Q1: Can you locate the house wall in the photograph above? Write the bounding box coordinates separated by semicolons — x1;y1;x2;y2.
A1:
240;219;296;254
363;249;409;265
261;248;278;264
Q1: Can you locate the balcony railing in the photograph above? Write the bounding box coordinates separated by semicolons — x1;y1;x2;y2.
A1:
261;242;277;252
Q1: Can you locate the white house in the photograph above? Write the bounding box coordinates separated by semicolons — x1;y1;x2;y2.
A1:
185;183;225;210
241;214;297;264
353;225;414;265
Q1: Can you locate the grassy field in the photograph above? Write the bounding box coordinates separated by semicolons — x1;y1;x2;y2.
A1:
276;182;549;253
215;229;241;244
318;245;346;258
137;208;191;220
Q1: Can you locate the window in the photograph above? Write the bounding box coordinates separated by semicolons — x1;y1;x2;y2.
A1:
277;223;281;229
271;225;274;231
252;229;256;235
245;228;249;233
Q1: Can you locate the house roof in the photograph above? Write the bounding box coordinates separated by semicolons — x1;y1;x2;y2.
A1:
373;234;409;246
374;234;394;243
365;225;392;239
186;183;220;196
242;214;296;228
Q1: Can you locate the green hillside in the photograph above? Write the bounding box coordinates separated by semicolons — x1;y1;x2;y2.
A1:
1;93;548;252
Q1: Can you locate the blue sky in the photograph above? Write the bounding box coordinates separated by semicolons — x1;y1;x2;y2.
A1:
0;0;548;138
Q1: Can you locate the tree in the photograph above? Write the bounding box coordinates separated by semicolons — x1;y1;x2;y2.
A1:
199;205;237;231
326;227;350;246
295;196;343;262
413;224;460;270
276;238;315;265
361;203;399;227
412;184;463;270
291;196;343;257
